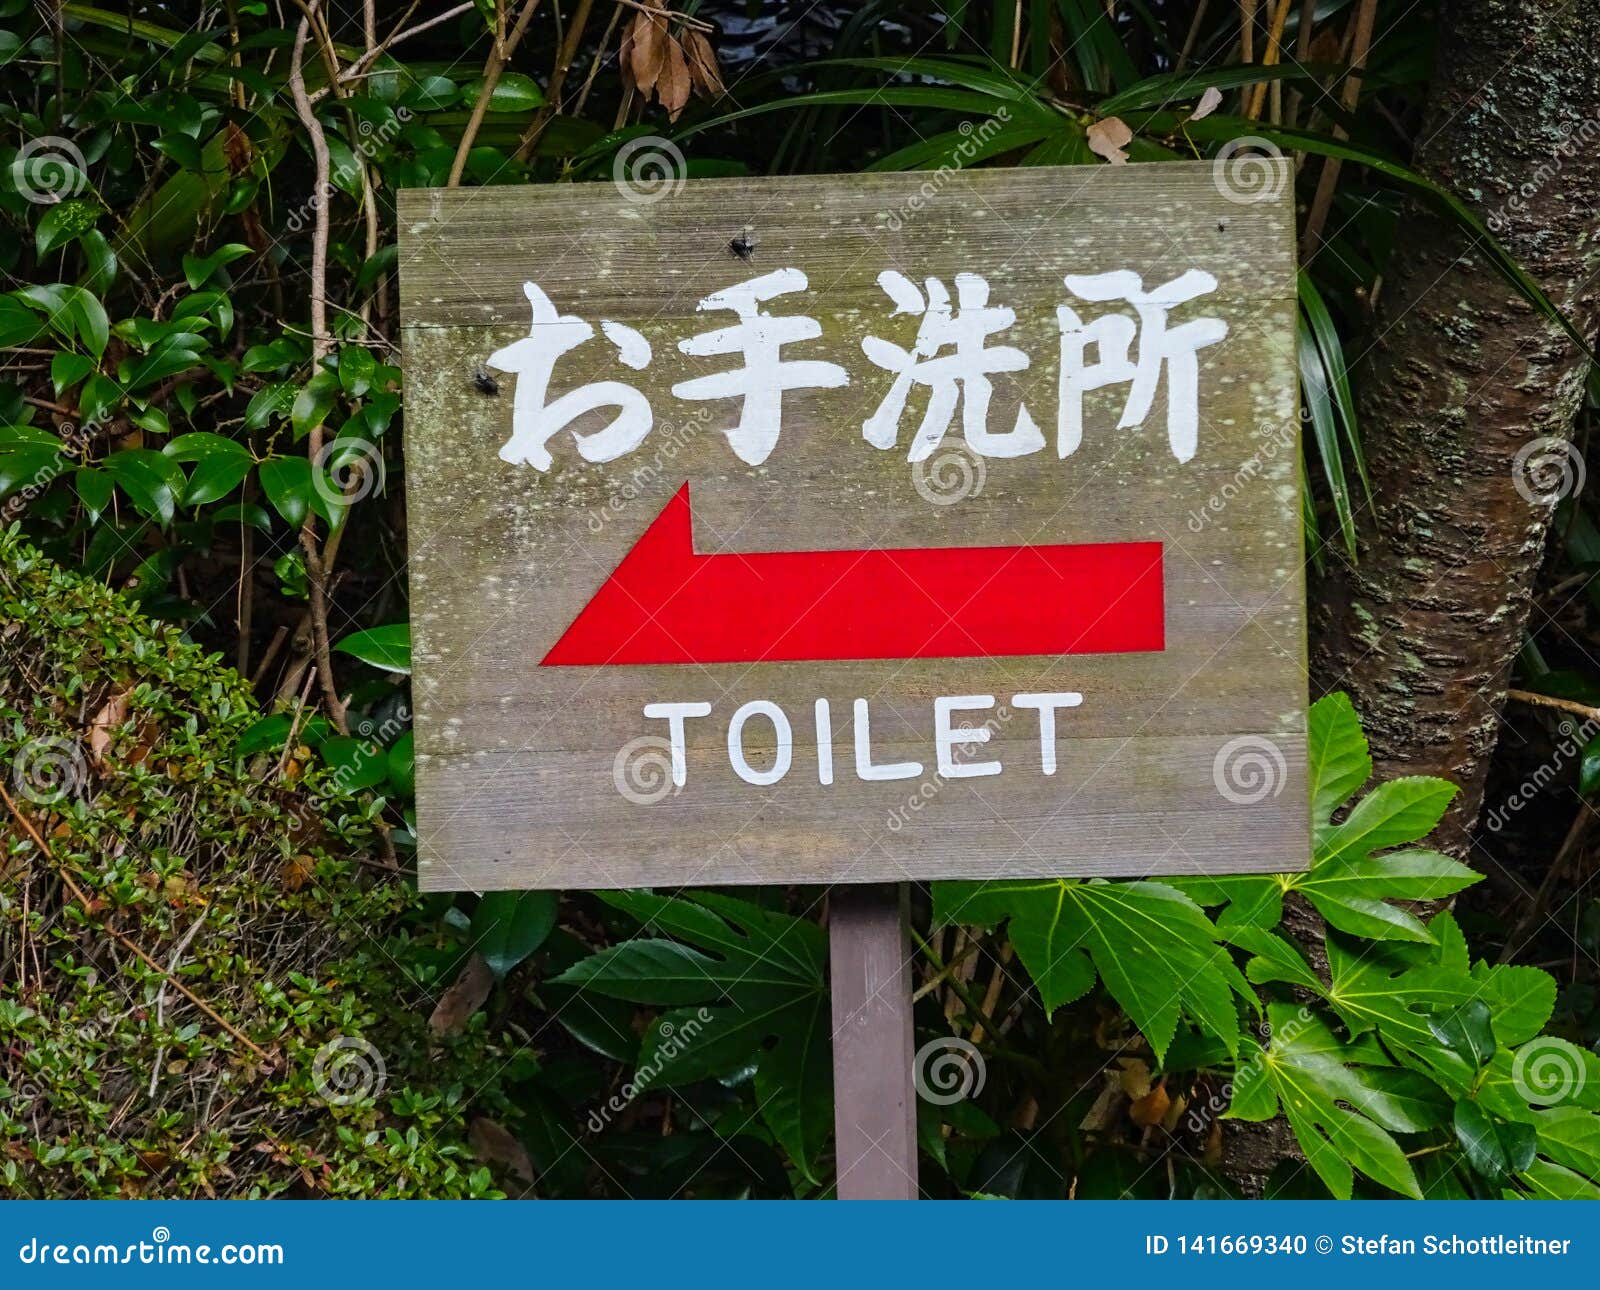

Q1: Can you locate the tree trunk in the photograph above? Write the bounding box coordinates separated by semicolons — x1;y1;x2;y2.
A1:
1311;0;1600;856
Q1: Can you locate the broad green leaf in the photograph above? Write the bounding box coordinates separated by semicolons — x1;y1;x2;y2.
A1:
183;453;253;506
1518;1157;1600;1200
75;467;113;523
258;455;311;527
36;198;102;258
163;431;251;462
554;890;829;1181
934;878;1248;1060
182;242;253;289
1428;1000;1495;1069
244;381;297;430
1532;1106;1600;1182
102;449;182;525
1226;1005;1423;1199
50;351;96;397
291;368;340;441
1454;1098;1537;1182
334;623;411;674
1307;691;1370;825
318;735;389;791
472;891;559;980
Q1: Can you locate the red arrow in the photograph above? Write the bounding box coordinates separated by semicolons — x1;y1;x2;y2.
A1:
542;484;1164;666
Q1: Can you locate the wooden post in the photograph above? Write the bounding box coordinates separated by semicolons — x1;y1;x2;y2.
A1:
830;883;918;1199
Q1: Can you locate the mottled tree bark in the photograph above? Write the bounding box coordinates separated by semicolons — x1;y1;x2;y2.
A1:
1225;0;1600;1195
1311;0;1600;857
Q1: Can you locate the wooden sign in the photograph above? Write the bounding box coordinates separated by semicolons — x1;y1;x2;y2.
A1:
397;161;1309;892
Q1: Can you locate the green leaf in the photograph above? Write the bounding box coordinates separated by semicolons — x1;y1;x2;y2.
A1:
933;878;1248;1060
386;730;415;798
1177;694;1475;943
75;467;113;523
1428;1000;1496;1069
1319;774;1457;865
333;623;411;674
244;381;297;430
468;71;545;113
1518;1157;1600;1200
102;449;182;525
1455;1098;1537;1183
291;369;340;441
1098;61;1345;114
182;242;253;289
472;891;559;979
35;198;102;258
1308;691;1370;823
258;455;312;527
163;431;251;463
555;890;830;1180
50;351;96;397
183;453;253;506
318;735;390;791
1227;1005;1423;1198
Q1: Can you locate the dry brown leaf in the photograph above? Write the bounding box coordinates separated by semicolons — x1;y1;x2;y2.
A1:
282;853;315;892
1161;1091;1188;1133
1086;116;1133;164
1190;86;1223;121
1077;1076;1125;1132
469;1116;535;1184
659;36;692;121
629;12;668;96
1117;1056;1151;1099
89;689;131;763
428;952;494;1036
682;30;725;98
1129;1081;1170;1127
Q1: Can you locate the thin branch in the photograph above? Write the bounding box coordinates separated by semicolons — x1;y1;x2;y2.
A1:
2;783;271;1064
449;0;545;186
1299;0;1377;260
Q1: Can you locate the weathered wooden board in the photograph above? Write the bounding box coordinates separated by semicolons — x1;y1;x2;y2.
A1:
398;162;1309;891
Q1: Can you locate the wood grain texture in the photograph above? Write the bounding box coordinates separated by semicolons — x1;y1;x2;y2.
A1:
398;162;1309;891
830;885;918;1200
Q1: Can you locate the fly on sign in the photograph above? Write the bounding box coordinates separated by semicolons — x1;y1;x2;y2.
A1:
398;162;1309;891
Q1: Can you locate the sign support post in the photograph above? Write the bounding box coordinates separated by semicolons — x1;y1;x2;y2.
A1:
829;883;918;1199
